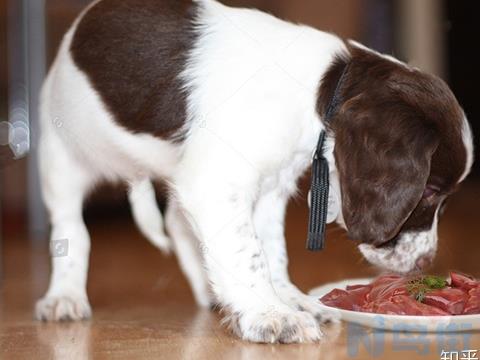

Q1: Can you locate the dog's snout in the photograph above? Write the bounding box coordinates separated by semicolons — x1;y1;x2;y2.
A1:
415;255;433;271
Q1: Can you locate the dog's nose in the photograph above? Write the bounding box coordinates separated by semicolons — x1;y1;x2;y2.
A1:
415;255;433;271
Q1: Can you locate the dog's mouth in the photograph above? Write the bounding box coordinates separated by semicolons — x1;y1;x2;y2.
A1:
358;243;409;273
357;229;438;274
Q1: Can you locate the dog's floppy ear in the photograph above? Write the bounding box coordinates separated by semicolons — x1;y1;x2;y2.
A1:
333;95;439;245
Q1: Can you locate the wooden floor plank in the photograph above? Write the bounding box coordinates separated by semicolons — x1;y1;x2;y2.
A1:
1;183;479;359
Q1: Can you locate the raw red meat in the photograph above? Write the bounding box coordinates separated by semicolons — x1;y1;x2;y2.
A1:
450;272;478;291
320;289;356;311
346;285;371;305
369;300;407;315
423;288;468;315
464;287;480;315
320;272;480;316
367;277;409;302
391;295;450;316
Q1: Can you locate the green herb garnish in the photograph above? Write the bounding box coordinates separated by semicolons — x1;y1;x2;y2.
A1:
406;275;448;302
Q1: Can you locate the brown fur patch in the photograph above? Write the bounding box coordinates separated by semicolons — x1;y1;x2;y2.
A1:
70;0;200;142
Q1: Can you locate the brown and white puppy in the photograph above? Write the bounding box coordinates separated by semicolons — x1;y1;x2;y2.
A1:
320;44;474;273
36;0;474;343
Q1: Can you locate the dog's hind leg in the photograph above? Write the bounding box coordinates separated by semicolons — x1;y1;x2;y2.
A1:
165;200;214;308
35;118;94;321
128;179;171;254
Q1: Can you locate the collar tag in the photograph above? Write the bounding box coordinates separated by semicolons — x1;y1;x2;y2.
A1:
327;185;340;223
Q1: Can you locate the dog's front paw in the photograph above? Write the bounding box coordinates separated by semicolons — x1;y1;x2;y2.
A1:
291;294;340;324
35;295;92;321
226;306;322;343
277;285;340;324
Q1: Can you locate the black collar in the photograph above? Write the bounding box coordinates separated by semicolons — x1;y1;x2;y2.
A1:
307;62;350;251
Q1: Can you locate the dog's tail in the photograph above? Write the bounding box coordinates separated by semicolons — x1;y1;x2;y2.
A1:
128;179;171;254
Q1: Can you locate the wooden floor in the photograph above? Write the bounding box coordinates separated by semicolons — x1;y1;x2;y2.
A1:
1;183;480;359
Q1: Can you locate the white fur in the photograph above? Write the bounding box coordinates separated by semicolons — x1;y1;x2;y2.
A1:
36;0;472;344
460;115;475;182
36;13;179;321
172;1;346;342
128;179;171;253
164;199;213;308
348;40;410;69
359;209;440;274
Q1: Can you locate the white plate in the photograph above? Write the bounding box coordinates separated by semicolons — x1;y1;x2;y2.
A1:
309;278;480;332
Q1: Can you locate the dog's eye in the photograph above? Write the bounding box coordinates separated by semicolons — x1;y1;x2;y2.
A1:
423;185;440;199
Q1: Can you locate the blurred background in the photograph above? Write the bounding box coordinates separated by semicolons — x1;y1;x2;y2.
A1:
0;0;478;296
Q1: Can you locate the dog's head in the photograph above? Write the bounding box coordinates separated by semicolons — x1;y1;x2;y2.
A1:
318;43;474;273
